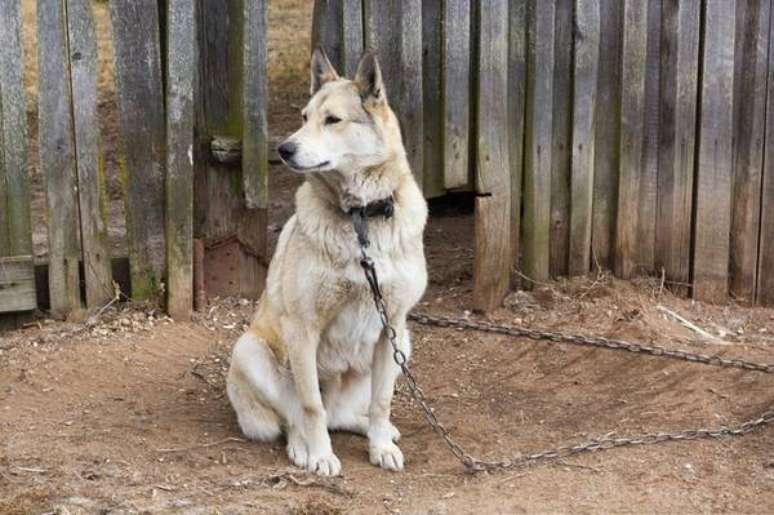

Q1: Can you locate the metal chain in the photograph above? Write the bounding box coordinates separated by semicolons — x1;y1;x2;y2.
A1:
357;244;774;472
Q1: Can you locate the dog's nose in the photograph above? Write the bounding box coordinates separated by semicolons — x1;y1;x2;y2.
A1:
278;142;297;161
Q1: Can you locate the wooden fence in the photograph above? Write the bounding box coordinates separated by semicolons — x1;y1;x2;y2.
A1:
313;0;774;310
0;0;268;320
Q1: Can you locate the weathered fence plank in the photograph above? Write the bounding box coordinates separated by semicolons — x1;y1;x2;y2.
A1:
110;0;167;301
591;0;622;270
615;0;647;279
442;0;471;189
68;0;113;307
549;0;572;277
730;0;770;302
638;0;661;273
165;0;197;318
474;0;510;311
523;0;555;284
243;0;268;209
508;0;527;279
340;0;363;78
758;0;774;305
568;0;600;276
312;0;343;72
693;0;736;302
0;0;34;313
37;1;81;315
656;0;700;294
422;0;445;197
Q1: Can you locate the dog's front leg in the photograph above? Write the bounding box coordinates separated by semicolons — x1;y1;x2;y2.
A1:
284;321;341;476
368;317;410;471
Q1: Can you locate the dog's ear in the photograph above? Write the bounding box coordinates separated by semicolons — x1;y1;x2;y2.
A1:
310;47;339;95
354;51;385;104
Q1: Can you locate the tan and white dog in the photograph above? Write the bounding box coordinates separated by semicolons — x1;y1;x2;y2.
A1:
226;49;428;476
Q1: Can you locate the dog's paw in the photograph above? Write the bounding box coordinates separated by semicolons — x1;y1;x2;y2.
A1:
286;433;308;468
307;452;342;476
369;442;404;472
386;422;401;442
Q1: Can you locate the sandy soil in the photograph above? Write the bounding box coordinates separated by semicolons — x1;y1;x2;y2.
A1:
5;0;774;513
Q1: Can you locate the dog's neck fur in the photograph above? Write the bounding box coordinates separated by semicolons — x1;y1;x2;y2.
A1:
307;154;406;214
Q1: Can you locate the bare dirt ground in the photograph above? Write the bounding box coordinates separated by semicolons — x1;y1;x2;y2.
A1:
5;1;774;513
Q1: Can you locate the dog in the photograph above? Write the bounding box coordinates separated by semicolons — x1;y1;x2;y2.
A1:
226;48;428;476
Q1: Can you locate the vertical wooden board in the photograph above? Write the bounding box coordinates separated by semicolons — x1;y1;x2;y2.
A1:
615;0;647;279
549;0;572;277
508;0;527;276
568;0;600;276
442;0;471;189
37;1;82;315
591;0;622;270
474;0;510;311
67;0;113;307
363;0;423;185
693;0;736;302
166;0;196;318
340;0;363;78
757;0;774;304
422;0;445;197
312;0;343;72
730;0;769;302
243;0;268;209
656;0;700;292
0;0;31;258
523;0;555;284
638;0;661;273
110;0;167;301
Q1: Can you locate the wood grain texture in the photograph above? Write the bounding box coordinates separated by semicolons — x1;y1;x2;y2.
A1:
508;0;527;278
312;0;343;71
37;1;81;315
549;0;572;277
0;256;36;313
615;0;647;279
67;0;113;307
522;0;555;284
568;0;600;276
730;0;769;302
474;0;510;311
110;0;167;301
638;0;661;273
0;0;32;258
656;0;700;293
693;0;736;302
165;0;196;318
243;0;268;209
340;0;363;77
757;0;774;305
441;0;471;189
591;0;622;270
421;0;445;197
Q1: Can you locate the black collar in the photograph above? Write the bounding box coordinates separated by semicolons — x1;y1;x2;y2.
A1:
348;196;394;248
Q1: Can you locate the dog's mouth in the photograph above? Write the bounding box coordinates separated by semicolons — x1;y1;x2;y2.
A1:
284;160;331;172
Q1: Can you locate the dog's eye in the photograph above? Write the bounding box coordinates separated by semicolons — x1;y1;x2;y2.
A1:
302;113;308;123
325;115;342;125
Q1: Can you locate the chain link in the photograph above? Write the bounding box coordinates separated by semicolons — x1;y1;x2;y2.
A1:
357;246;774;472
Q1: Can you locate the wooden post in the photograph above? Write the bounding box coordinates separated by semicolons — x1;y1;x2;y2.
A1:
591;0;622;270
757;0;774;305
615;0;647;279
312;0;343;71
340;0;363;78
165;0;196;319
67;0;113;307
37;1;82;315
0;0;35;313
523;0;555;285
656;0;701;294
441;0;471;190
474;0;510;311
730;0;770;302
568;0;600;276
110;0;167;301
549;0;573;278
421;0;446;197
508;0;527;282
195;0;267;300
693;0;736;302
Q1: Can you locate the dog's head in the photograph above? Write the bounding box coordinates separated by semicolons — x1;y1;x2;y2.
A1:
277;48;398;175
